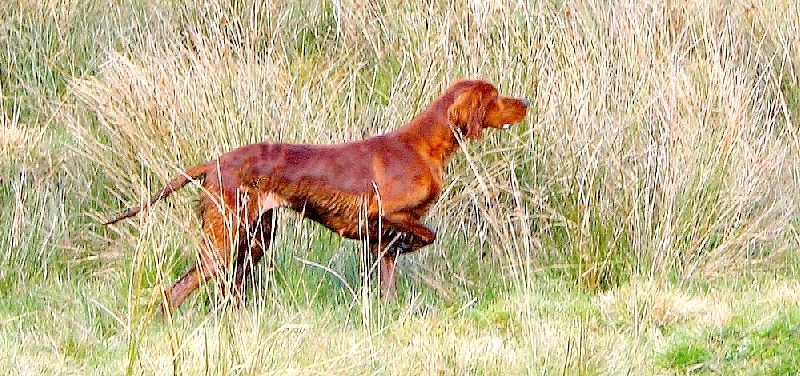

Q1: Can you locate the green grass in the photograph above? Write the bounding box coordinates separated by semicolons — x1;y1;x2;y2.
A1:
656;286;800;374
2;0;799;374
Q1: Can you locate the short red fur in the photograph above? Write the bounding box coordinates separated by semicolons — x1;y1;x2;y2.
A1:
106;79;529;310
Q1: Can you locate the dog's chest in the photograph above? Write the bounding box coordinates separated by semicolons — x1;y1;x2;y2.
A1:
287;189;381;240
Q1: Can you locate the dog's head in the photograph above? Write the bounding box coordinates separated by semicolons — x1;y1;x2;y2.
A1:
447;79;529;140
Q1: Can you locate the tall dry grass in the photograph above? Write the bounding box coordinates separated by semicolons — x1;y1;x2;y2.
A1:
529;0;799;287
62;0;800;295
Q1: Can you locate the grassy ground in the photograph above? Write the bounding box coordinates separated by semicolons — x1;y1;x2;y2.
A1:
2;0;799;374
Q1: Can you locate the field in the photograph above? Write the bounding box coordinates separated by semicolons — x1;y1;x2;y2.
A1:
2;0;799;374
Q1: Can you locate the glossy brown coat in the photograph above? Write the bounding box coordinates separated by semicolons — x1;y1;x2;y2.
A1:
106;79;529;309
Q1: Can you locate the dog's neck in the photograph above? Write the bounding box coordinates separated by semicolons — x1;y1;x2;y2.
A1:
396;101;463;166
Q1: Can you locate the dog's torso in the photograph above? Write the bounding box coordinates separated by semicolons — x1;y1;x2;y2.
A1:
204;136;441;240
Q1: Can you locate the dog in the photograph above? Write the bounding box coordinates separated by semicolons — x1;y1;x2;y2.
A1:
106;79;529;310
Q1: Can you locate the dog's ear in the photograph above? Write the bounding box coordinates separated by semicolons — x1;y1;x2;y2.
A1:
448;88;493;140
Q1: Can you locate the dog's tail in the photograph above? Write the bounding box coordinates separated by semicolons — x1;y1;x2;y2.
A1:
104;163;209;225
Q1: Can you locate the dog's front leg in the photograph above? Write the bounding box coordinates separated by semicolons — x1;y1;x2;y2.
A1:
382;213;436;251
369;213;437;299
372;229;431;299
378;250;397;300
369;239;398;300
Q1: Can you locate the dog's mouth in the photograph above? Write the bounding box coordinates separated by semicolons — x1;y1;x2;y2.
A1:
484;96;529;130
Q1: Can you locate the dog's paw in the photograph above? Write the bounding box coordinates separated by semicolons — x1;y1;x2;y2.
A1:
400;232;415;251
391;232;414;254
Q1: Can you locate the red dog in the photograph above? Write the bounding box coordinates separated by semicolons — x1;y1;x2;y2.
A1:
106;79;529;309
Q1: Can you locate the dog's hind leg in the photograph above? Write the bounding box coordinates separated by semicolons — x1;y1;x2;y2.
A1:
231;209;273;304
165;195;240;311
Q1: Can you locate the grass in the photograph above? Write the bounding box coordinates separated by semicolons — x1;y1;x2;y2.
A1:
2;0;799;374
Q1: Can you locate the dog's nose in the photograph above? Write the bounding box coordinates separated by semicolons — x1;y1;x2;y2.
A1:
522;99;530;107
